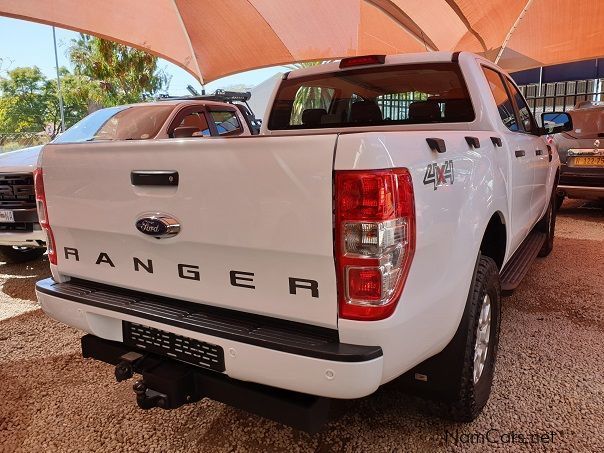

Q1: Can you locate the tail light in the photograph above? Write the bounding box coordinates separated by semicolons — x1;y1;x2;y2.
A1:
335;168;415;320
34;168;57;265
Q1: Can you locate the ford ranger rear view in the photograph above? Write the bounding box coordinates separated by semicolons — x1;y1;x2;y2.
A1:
34;52;571;431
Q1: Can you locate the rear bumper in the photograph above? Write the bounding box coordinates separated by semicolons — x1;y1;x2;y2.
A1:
558;168;604;200
35;278;383;399
558;185;604;200
0;228;45;247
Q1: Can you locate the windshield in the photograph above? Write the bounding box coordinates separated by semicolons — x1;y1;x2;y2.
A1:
566;108;604;139
268;63;474;130
53;105;174;143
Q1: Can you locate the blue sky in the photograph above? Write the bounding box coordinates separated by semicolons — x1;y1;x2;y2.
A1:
0;17;285;95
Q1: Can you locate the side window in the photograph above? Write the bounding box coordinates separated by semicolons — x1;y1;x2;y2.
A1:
505;79;535;133
178;112;211;136
482;67;519;132
210;110;242;135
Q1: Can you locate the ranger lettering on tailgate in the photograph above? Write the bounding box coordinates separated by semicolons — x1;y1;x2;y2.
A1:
63;247;319;298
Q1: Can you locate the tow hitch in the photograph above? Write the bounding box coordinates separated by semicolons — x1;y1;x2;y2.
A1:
115;352;166;409
81;334;333;432
110;348;200;410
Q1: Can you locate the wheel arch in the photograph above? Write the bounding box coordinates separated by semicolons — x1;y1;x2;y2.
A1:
479;211;507;270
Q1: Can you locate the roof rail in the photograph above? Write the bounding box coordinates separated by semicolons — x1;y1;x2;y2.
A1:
157;90;251;103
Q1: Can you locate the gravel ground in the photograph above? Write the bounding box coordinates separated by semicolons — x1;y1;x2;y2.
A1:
0;200;602;453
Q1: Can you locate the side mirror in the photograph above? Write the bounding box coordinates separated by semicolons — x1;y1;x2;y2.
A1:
541;112;573;135
172;126;199;138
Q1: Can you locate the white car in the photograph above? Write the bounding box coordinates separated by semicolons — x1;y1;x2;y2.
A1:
0;145;46;263
34;52;570;431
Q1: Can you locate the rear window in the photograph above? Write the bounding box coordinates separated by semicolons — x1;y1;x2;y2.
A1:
268;63;474;130
53;105;174;143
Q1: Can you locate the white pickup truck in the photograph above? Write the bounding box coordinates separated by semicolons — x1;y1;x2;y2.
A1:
35;52;571;431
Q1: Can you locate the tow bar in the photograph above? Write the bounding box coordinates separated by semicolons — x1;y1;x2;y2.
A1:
81;334;333;432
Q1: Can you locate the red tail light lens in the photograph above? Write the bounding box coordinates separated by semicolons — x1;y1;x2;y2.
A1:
335;168;415;320
34;168;57;265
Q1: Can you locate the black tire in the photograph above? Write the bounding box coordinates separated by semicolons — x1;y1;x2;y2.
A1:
444;255;502;422
537;190;557;257
555;193;564;211
0;245;46;264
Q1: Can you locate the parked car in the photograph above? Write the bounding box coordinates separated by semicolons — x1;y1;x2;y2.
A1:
0;145;46;263
0;94;257;264
546;101;604;207
34;52;570;431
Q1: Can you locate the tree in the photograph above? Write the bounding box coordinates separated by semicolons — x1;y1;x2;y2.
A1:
0;66;54;133
0;66;98;137
0;35;169;138
284;61;334;124
68;34;169;105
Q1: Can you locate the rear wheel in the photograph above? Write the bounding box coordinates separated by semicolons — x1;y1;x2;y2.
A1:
0;246;46;264
445;255;501;422
555;193;564;211
395;255;502;422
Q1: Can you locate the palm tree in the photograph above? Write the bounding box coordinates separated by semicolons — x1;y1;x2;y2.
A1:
285;60;334;124
68;34;169;106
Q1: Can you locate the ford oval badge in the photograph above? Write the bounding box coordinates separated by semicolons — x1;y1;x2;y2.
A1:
135;214;180;239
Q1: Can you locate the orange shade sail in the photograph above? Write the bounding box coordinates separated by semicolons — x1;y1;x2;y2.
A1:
1;0;603;83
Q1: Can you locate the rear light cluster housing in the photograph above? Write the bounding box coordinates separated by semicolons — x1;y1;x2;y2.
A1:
34;168;57;265
335;168;415;320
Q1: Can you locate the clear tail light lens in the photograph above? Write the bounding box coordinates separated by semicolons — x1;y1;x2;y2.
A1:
335;169;415;320
34;168;57;265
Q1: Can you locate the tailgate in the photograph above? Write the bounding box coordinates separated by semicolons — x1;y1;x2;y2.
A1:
41;135;338;328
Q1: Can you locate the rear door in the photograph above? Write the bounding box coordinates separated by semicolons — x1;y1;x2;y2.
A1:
482;67;535;251
42;135;339;328
504;77;549;223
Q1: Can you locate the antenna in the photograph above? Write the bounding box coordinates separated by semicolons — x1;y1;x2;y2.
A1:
186;84;200;96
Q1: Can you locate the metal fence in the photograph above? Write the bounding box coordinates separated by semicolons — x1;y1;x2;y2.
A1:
378;92;429;120
519;79;604;123
0;132;52;153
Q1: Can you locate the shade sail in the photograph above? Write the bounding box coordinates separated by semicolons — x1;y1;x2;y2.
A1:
1;0;604;83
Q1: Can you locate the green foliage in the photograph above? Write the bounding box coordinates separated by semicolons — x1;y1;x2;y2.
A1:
0;66;55;133
68;34;169;105
0;34;169;137
285;61;335;125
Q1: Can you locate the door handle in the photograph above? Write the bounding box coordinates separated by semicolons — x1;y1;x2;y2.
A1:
515;150;526;158
535;149;543;156
131;171;179;186
491;137;502;147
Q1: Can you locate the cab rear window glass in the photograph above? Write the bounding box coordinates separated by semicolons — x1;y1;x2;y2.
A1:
268;63;474;130
53;105;174;143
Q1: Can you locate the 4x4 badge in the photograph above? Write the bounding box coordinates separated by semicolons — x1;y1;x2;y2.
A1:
423;160;454;190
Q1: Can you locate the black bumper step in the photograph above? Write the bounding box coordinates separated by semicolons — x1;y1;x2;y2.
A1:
36;278;382;363
500;231;545;295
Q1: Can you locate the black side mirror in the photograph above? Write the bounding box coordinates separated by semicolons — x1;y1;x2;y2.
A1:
541;112;573;135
